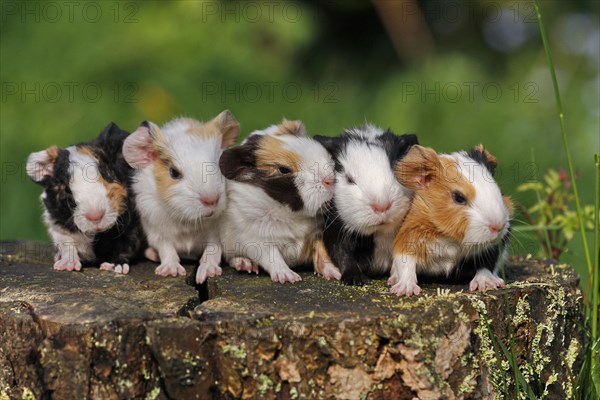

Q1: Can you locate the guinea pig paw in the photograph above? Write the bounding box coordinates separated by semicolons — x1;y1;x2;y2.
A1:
469;273;505;292
390;281;421;297
320;263;341;281
99;262;115;271
196;262;222;284
387;275;399;286
155;263;186;277
270;269;302;284
114;264;130;275
231;257;258;274
53;257;82;272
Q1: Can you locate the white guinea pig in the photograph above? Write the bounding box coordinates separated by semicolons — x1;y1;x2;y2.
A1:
122;110;240;283
314;126;419;285
390;145;513;296
218;119;335;284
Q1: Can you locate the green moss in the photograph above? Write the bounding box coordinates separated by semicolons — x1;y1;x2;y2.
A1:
21;388;35;400
223;343;247;360
144;387;161;400
289;387;299;399
257;374;273;395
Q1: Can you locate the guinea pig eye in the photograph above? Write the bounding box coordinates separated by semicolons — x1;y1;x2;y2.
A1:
169;167;182;180
346;175;356;185
452;191;467;205
278;166;292;175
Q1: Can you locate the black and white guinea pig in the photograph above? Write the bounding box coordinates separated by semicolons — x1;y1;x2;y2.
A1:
122;110;240;284
390;145;513;296
313;126;419;285
26;122;144;274
218;119;335;284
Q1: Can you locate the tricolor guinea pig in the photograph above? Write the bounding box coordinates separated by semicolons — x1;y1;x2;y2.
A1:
218;119;335;284
390;144;513;296
313;126;419;285
122;111;240;283
26;122;143;274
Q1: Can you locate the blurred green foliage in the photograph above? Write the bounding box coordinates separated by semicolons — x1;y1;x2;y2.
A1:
1;0;598;279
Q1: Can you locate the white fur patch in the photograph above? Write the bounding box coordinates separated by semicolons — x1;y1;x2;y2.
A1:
334;140;412;235
452;152;510;247
67;147;119;234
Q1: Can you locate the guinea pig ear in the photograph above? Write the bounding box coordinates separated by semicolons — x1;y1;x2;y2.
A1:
313;135;339;156
379;131;420;163
468;144;498;175
395;145;440;190
278;119;307;137
26;146;59;183
122;122;160;169
211;110;240;149
219;144;258;182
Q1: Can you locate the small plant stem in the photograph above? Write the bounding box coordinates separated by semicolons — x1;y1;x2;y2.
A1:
592;154;599;346
533;0;593;276
531;148;554;258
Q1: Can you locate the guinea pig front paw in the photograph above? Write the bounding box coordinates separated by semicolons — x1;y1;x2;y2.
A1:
53;257;82;272
390;281;421;297
196;261;222;284
341;271;372;286
469;270;505;292
231;257;259;274
155;263;186;277
319;262;341;281
99;262;130;274
270;268;302;284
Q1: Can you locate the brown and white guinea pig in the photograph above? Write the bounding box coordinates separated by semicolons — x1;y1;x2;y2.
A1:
122;110;240;283
389;144;513;296
26;122;144;274
313;126;419;285
218;119;335;284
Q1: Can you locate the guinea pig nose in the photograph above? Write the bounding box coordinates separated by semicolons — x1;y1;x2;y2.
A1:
85;209;105;223
488;222;505;234
200;196;220;208
322;176;334;188
371;201;392;214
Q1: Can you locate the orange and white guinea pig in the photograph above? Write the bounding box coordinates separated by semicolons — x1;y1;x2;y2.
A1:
390;144;513;296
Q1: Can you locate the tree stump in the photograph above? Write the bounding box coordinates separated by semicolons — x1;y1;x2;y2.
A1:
0;241;584;399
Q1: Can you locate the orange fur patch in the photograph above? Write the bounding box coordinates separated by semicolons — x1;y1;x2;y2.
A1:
96;174;127;215
275;119;306;137
75;145;96;158
153;158;177;203
180;110;240;148
393;154;476;263
503;195;514;218
46;145;60;163
312;237;332;275
256;136;301;176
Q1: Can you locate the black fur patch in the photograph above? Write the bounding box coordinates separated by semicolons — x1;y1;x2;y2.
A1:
32;122;145;266
219;135;304;212
316;127;419;285
467;147;496;176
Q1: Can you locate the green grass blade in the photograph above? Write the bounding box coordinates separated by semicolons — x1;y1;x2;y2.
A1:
592;154;600;389
533;0;593;276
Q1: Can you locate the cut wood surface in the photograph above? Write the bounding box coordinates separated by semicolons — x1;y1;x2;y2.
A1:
0;241;584;399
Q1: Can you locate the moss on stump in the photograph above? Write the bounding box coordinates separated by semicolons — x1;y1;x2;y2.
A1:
0;241;584;399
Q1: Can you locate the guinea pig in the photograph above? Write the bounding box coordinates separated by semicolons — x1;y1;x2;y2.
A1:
26;122;144;274
122;110;240;283
218;119;335;284
313;126;419;285
389;144;513;296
